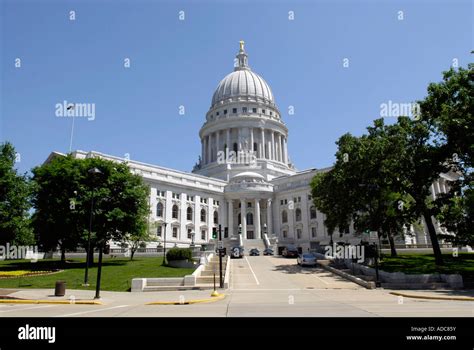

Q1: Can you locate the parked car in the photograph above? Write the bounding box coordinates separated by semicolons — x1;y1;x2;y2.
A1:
263;248;274;256
297;253;317;267
230;246;244;259
249;248;260;256
282;245;299;258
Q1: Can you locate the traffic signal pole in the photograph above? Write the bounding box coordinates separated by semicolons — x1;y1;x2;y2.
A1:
218;224;223;288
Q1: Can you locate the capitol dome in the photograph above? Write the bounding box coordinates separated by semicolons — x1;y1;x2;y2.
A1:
210;41;274;108
211;70;274;107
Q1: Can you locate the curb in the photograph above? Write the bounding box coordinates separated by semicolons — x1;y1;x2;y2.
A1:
146;293;226;305
390;292;474;302
318;262;375;289
0;299;103;305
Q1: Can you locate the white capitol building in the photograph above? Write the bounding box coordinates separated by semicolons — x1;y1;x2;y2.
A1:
48;42;453;253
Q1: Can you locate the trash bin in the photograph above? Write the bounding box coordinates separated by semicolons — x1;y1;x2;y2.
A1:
55;281;66;296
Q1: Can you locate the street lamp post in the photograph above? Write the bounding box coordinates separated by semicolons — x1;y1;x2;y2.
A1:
162;222;168;265
83;167;102;286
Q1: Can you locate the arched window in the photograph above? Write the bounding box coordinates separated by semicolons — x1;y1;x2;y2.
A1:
281;210;288;223
172;205;179;219
295;208;302;222
310;206;317;219
233;143;238;153
186;207;193;221
200;209;206;222
156;202;163;218
213;211;218;224
247;213;253;225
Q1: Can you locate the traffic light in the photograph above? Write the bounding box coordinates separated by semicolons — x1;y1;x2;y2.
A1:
212;227;217;239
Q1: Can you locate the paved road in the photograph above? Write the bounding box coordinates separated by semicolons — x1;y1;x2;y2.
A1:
1;256;473;317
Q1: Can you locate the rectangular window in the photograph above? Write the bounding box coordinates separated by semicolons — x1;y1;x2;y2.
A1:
284;199;288;205
224;109;227;115
201;230;206;240
247;202;252;208
311;227;316;238
187;229;192;239
157;226;162;237
172;227;178;238
283;230;287;238
262;109;266;114
252;108;257;113
297;229;302;239
270;111;273;116
216;111;220;116
280;200;284;205
232;108;237;114
242;107;247;113
201;198;207;204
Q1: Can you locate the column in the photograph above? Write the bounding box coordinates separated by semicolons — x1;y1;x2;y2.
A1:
250;128;254;156
284;137;289;164
180;193;187;242
238;128;242;152
240;199;247;239
278;133;283;162
215;131;220;161
194;195;201;242
208;196;213;239
271;132;275;161
201;139;205;164
207;134;212;164
260;128;265;159
164;191;173;246
254;198;261;239
226;129;231;158
267;140;272;160
266;199;273;237
228;200;234;236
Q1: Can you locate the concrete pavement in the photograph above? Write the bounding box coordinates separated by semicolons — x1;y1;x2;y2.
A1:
0;256;472;317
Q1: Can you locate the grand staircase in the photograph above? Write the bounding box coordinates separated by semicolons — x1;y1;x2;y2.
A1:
196;255;227;286
242;239;267;252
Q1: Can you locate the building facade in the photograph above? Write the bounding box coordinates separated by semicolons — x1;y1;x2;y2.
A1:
47;42;453;252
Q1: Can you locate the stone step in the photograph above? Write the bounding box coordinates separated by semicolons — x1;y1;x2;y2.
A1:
381;283;450;290
143;285;203;292
196;276;222;284
201;269;225;276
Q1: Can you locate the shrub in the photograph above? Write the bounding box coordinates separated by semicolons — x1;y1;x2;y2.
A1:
166;248;192;261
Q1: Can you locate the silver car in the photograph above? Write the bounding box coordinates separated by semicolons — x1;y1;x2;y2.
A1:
297;253;317;267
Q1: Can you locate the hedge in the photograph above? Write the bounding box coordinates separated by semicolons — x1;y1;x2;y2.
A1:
166;248;192;261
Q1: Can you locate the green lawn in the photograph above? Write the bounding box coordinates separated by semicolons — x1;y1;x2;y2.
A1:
0;257;195;292
378;253;474;278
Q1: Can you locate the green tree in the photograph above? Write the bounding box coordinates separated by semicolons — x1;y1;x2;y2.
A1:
31;155;84;262
0;142;33;246
31;155;150;262
419;66;473;247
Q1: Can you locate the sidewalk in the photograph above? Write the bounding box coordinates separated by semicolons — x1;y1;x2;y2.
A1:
1;288;227;305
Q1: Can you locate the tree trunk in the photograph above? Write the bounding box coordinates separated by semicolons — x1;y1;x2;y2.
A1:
423;210;444;266
87;245;95;265
388;234;397;257
60;247;66;263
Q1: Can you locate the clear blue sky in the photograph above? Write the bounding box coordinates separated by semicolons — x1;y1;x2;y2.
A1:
1;0;472;175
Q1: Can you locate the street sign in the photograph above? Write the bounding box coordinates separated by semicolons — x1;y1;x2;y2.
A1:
217;241;224;249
